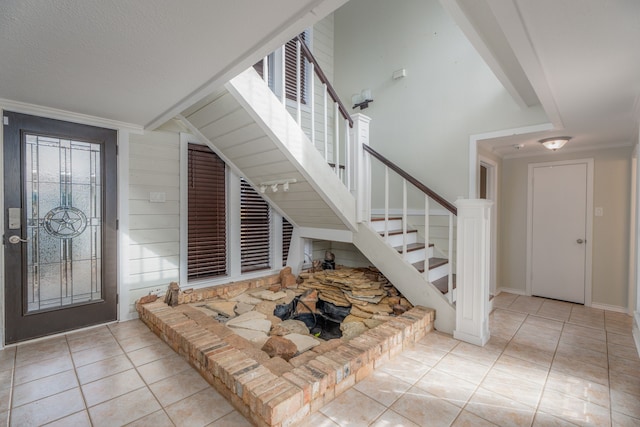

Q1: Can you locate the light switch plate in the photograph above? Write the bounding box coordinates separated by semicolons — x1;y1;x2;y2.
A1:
595;207;603;217
149;192;166;203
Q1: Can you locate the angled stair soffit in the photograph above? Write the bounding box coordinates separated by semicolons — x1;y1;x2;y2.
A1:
440;0;562;128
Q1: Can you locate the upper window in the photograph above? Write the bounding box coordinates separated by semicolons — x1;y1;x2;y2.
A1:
187;144;226;280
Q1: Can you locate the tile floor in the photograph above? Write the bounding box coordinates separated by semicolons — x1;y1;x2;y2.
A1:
0;293;637;426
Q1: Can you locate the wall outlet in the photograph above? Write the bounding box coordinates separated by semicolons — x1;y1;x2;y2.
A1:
149;192;166;203
595;207;603;217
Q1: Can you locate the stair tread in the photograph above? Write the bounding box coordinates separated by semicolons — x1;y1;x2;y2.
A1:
380;228;418;236
394;242;434;253
371;216;403;222
411;258;448;272
431;274;457;294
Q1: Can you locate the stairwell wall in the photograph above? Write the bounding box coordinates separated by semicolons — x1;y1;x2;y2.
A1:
332;0;547;207
500;146;633;310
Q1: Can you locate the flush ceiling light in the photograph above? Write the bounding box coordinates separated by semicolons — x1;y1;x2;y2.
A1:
539;136;571;151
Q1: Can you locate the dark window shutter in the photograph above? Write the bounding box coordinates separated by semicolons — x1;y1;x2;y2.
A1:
241;179;271;272
188;144;226;280
285;32;307;103
282;218;294;266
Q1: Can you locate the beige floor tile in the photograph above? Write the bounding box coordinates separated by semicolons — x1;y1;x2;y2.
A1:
296;411;340;427
320;388;386;425
390;386;461;426
556;340;609;368
67;333;118;354
13;353;73;385
545;370;610;408
136;352;192;384
417;331;460;352
551;354;610;386
12;370;78;407
399;342;448;366
10;387;85;427
43;410;91;427
503;340;555;368
0;369;12;391
88;387;161;427
607;331;638;348
511;330;559;354
480;368;543;408
450;341;501;366
465;387;535;427
611;410;640;427
82;369;146;407
378;354;431;384
562;322;607;341
532;411;580;426
66;325;112;343
569;311;605;329
609;354;640;377
509;296;545;314
611;389;640;420
207;410;254;427
0;411;8;427
15;338;70;367
0;357;15;373
371;409;420;427
491;308;528;324
559;329;608;353
433;353;491;385
538;388;611;427
0;388;12;413
109;320;154;341
125;409;175;427
71;341;124;367
117;332;163;353
353;369;413;406
610;370;640;397
165;387;235;427
76;354;134;385
127;342;177;367
524;314;565;331
415;369;477;407
149;368;209;407
451;410;499;427
491;292;519;308
608;341;640;361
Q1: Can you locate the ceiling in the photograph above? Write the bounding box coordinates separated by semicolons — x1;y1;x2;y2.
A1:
0;0;346;128
442;0;640;158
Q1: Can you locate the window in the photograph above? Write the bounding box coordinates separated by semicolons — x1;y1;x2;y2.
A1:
282;218;294;266
187;144;226;280
240;179;271;272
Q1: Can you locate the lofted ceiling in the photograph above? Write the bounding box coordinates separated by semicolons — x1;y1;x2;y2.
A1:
442;0;640;158
0;0;346;129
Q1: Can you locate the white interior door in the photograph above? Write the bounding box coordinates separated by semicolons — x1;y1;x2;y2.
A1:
530;161;591;304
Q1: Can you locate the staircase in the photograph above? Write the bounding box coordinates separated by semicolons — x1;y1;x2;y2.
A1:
178;37;460;333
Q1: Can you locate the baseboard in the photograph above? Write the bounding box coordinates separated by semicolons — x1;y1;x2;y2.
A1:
590;302;629;313
633;312;640;358
496;287;527;296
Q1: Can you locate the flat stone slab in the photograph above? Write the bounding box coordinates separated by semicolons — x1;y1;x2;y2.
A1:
231;293;263;305
253;290;288;301
231;328;269;347
234;302;255;315
227;319;272;334
226;311;267;327
205;301;237;318
284;333;320;353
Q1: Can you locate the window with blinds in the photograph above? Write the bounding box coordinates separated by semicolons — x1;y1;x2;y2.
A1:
240;179;271;272
282;218;294;266
188;144;226;280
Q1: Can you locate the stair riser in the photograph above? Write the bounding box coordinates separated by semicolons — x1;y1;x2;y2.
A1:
382;232;418;247
399;247;434;264
370;219;403;232
429;263;449;282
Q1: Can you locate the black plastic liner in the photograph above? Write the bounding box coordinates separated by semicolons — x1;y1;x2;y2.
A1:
273;297;344;339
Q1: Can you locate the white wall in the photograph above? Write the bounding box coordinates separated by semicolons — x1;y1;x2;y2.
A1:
500;146;633;309
332;0;547;206
311;240;371;267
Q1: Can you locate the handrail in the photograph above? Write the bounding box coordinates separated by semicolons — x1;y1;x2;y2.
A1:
363;144;457;215
294;35;353;128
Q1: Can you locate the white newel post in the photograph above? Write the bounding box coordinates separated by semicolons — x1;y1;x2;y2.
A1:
350;113;371;223
453;199;493;346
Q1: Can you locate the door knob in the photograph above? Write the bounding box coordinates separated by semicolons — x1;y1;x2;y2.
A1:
7;235;28;244
576;238;585;244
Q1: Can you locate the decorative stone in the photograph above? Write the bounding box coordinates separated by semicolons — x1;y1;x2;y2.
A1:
340;321;367;340
137;294;158;305
342;314;368;324
164;282;180;307
227;319;272;334
231;293;262;305
231;328;269;347
262;356;294;375
262;336;297;361
234;302;255;315
393;304;407;315
253;290;288;301
271;320;309;336
226;311;267;326
205;301;237;318
363;319;384;329
283;333;320;353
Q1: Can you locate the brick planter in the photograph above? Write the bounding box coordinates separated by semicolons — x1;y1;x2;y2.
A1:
137;278;435;427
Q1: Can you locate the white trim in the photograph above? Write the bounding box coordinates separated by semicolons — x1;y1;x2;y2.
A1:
590;302;629;314
630;149;638;314
501;141;634;160
117;130;132;322
298;227;353;242
479;155;499;296
496;287;527;296
0;113;4;347
183;268;284;292
633;311;640;357
468;123;553;198
179;133;190;288
371;208;450;216
526;158;594;306
0;98;143;134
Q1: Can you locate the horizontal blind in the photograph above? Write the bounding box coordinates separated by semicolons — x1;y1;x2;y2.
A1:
282;218;293;266
241;179;271;272
284;31;307;103
188;144;226;280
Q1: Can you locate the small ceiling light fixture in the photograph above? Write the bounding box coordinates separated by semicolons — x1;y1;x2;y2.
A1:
539;136;571;151
258;178;297;193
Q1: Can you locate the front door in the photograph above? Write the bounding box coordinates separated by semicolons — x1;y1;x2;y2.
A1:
3;112;117;344
529;160;591;304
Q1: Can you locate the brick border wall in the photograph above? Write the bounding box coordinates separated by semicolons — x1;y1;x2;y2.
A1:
137;283;435;426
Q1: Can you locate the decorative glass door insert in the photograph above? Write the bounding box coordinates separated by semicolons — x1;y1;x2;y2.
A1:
25;134;103;312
